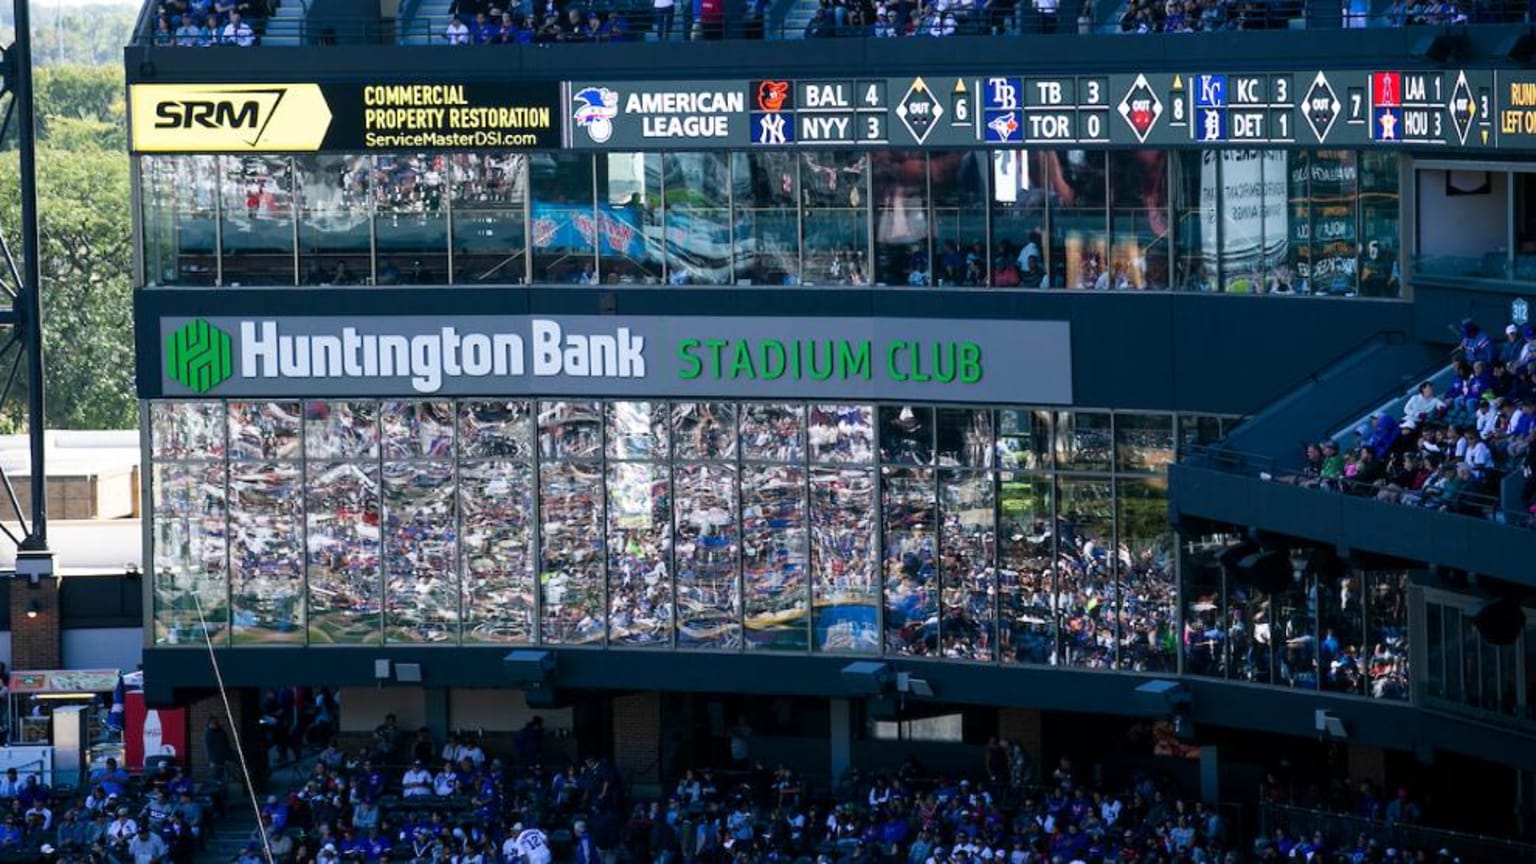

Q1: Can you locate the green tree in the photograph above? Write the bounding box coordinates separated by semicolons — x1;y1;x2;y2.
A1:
0;63;134;430
0;146;135;430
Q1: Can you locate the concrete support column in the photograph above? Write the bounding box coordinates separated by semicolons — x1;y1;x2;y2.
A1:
613;692;662;795
830;698;852;785
1348;742;1387;789
998;708;1043;776
1199;745;1220;805
424;689;449;739
8;578;60;670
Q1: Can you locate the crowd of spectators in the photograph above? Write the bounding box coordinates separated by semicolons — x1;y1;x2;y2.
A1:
1280;319;1536;527
191;707;1500;864
152;0;266;46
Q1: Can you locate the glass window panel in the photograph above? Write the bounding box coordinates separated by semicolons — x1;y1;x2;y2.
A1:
989;150;1047;288
460;460;535;644
809;404;874;464
152;463;227;646
1306;150;1360;297
872;151;930;287
530;152;597;285
305;401;379;461
1116;478;1175;673
1055;411;1112;471
140;155;218;287
539;462;605;645
731;151;799;287
810;467;878;653
1178;414;1230;458
1444;607;1463;702
936;408;992;469
930;151;989;287
1317;558;1365;695
1045;150;1107;289
606;462;672;648
1172;150;1214;291
229;461;305;644
459;400;533;460
373;154;449;286
1230;580;1276;685
296;154;372;286
152;402;226;460
672;402;737;461
801;151;869;286
228;401;301;461
383;461;457;644
741;403;804;463
1357;151;1401;298
661;152;731;286
381;401;455;460
880;405;934;465
940;470;994;661
1526;618;1536;722
883;467;937;657
1181;538;1229;679
1114;413;1174;473
1209;150;1292;294
1286;150;1312;295
1108;150;1170;290
674;463;740;650
306;462;382;645
1463;613;1483;709
220;155;296;287
743;465;808;651
1424;602;1446;700
998;474;1054;665
996;409;1052;472
539;401;601;461
1276;556;1317;690
449;153;529;286
605;402;669;461
1056;478;1115;669
599;152;662;285
1367;570;1410;700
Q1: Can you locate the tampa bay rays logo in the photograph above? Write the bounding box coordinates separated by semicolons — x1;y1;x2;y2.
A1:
165;319;233;394
573;86;619;143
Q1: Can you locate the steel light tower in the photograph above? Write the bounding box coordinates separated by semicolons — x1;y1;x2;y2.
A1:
0;0;53;580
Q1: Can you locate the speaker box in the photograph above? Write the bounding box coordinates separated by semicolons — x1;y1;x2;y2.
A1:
1466;599;1526;646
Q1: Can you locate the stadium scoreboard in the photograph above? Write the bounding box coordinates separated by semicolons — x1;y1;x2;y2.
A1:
565;71;1530;151
125;70;1536;153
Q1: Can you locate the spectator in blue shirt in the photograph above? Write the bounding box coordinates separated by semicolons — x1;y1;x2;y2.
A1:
1455;319;1493;365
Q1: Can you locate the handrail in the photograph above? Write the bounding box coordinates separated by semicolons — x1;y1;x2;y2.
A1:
130;4;1535;46
1259;803;1536;864
1180;443;1532;529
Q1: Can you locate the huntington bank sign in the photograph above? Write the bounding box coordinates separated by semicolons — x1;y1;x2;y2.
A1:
158;315;1071;404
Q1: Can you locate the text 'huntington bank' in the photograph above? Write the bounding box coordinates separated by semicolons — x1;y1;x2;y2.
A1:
240;319;646;393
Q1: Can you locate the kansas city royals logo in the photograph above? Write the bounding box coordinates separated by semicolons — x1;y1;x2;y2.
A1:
573;87;619;143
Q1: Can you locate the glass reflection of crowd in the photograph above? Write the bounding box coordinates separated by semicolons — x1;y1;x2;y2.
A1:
155;401;1181;678
142;148;1400;297
1182;542;1409;701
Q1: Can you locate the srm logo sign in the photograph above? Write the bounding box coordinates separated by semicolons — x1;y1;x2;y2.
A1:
130;84;333;152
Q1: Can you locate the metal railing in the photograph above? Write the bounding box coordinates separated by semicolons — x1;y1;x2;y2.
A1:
1182;442;1533;529
1259;803;1536;864
132;2;1535;47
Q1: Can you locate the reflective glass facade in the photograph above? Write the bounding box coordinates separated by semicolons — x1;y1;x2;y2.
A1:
140;148;1400;296
150;400;1229;671
1181;536;1410;701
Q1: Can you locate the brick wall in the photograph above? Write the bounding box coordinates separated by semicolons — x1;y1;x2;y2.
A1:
186;691;256;787
611;692;661;793
8;577;60;670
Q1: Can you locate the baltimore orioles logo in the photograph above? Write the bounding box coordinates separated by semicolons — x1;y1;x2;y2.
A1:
756;81;790;112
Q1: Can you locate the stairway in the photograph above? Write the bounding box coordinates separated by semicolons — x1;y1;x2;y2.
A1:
260;0;309;46
195;800;261;864
402;0;456;44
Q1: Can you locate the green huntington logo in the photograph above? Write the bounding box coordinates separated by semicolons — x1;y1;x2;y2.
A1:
165;319;234;393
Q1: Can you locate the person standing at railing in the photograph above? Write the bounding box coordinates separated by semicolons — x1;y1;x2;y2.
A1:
1032;0;1058;31
654;0;676;38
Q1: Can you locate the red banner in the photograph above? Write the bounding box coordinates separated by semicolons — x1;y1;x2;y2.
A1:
123;692;188;770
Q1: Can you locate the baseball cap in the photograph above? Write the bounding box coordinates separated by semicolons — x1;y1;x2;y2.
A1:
40;845;54;855
1508;324;1519;335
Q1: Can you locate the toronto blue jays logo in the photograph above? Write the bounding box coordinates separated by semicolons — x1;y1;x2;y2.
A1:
573;87;619;143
